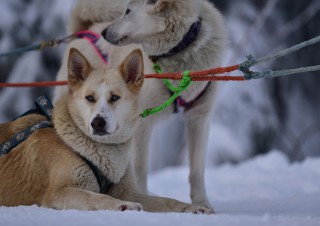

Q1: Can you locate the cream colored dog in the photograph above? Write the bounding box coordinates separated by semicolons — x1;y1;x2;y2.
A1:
0;48;211;213
54;0;227;211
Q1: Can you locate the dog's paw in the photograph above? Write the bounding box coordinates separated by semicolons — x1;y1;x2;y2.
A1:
192;201;214;213
117;202;143;211
181;205;214;215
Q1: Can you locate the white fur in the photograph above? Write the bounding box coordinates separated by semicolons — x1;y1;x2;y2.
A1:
54;0;227;211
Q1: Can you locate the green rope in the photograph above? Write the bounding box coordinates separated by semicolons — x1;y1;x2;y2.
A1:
140;64;193;118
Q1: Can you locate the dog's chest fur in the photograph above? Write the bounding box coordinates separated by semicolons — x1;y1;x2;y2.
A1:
53;98;129;185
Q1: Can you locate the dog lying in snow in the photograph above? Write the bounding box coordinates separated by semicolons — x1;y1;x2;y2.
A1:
0;48;211;213
54;0;227;211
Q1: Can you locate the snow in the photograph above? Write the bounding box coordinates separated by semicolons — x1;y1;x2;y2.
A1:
0;1;319;223
1;151;319;226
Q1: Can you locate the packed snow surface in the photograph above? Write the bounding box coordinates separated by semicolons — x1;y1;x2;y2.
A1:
0;151;319;226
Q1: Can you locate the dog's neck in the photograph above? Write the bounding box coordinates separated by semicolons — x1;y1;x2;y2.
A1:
144;1;226;72
53;97;130;184
149;18;202;64
144;7;226;102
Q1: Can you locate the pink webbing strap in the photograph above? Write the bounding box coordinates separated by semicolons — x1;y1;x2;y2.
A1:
76;30;108;65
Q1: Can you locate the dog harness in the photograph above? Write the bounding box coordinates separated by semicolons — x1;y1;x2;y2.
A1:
149;18;203;63
170;82;212;113
76;30;108;65
149;17;212;113
0;96;53;157
0;96;112;194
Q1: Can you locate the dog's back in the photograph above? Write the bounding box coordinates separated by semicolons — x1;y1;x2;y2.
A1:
0;125;80;206
0;114;46;144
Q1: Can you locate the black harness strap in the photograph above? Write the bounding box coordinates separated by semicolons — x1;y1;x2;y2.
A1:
0;121;52;157
81;157;113;194
0;96;53;157
149;17;202;63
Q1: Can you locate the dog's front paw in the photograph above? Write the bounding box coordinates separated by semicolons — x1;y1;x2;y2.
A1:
192;202;214;213
117;201;143;211
181;204;214;215
192;199;214;213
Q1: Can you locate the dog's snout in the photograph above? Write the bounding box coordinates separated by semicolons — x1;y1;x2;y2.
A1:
102;27;114;42
101;27;120;45
101;27;109;40
91;117;107;135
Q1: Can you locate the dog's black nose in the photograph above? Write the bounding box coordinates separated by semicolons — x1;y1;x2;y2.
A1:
101;27;119;44
91;117;107;135
101;27;109;40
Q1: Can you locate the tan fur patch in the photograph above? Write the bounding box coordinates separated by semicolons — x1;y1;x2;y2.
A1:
118;49;144;94
68;48;93;92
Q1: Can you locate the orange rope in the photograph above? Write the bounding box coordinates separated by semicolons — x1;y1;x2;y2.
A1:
145;65;240;80
191;65;240;77
0;64;243;88
192;76;245;81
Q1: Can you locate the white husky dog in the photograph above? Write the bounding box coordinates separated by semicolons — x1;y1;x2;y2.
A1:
55;0;226;211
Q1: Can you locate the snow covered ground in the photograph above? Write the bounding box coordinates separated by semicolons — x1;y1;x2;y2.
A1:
0;151;319;226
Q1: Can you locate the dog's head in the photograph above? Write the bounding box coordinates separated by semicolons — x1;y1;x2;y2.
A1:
67;48;144;144
101;0;200;55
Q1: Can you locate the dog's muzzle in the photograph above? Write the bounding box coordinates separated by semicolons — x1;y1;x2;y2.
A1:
101;27;127;45
91;117;108;136
101;27;116;44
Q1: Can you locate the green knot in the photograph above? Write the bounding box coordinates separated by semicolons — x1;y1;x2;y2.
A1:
140;70;193;118
163;70;192;93
153;63;163;74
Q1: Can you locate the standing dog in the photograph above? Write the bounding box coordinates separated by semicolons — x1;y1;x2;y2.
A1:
55;0;227;211
0;48;211;213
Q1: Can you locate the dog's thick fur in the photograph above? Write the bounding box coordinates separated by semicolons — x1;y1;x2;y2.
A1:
54;0;227;211
0;48;212;213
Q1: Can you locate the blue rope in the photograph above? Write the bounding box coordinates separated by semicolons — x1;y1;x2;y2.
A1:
244;65;320;80
239;34;320;80
0;44;42;58
256;35;320;64
0;35;76;58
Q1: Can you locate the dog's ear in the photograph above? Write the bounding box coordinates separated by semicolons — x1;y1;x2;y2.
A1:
119;49;144;92
147;0;174;12
68;48;92;89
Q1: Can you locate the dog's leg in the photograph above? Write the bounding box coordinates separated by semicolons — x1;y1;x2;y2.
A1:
108;166;213;214
128;191;212;214
131;120;153;193
42;187;142;211
185;111;213;211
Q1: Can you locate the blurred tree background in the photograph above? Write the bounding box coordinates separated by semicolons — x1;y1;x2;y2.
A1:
208;0;320;163
0;0;319;171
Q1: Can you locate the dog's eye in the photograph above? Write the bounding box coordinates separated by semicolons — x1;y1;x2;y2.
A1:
110;95;121;103
147;0;158;4
85;95;95;103
125;8;131;15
